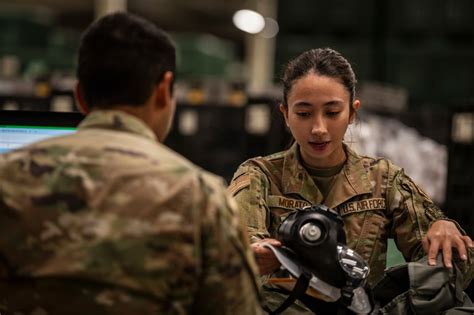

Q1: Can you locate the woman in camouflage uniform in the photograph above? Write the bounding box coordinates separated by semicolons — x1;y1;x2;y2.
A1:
228;48;473;313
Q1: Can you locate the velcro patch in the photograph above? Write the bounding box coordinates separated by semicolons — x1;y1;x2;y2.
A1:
337;198;386;216
228;174;250;196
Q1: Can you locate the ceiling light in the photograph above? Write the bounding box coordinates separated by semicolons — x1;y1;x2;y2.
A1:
233;9;265;34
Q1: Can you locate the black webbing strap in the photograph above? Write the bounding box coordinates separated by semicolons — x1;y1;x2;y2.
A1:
264;270;312;314
337;283;355;315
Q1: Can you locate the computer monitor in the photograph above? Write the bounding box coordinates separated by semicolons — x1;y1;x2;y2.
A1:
0;110;84;153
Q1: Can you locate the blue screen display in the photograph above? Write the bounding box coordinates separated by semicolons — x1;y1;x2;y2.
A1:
0;125;76;153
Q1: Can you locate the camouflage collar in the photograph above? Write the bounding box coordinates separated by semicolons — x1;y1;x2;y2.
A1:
281;143;372;208
328;144;373;207
281;143;306;194
77;110;158;142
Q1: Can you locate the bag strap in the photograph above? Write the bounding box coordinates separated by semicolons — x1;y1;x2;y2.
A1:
264;270;312;314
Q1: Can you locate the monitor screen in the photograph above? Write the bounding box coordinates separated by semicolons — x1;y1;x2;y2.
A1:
0;110;84;153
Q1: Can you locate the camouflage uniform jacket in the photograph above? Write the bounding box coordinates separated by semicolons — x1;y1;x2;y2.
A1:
0;110;261;315
229;142;473;288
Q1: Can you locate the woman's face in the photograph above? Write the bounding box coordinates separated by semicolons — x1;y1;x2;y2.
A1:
281;72;360;168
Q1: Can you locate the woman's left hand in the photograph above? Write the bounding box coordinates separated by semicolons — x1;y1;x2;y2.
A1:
422;220;473;268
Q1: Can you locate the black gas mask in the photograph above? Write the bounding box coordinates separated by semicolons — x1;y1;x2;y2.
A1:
263;205;371;314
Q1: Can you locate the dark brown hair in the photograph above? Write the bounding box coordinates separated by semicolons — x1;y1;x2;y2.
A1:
281;48;357;111
77;12;176;108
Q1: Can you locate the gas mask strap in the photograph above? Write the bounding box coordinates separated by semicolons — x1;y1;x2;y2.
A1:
335;281;355;315
264;269;312;315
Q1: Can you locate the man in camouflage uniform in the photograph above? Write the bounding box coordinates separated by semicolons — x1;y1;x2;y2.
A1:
0;12;261;315
229;142;474;314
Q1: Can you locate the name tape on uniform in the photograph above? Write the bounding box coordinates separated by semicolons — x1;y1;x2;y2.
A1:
268;196;311;210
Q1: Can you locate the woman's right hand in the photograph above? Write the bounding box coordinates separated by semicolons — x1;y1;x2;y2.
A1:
251;238;282;275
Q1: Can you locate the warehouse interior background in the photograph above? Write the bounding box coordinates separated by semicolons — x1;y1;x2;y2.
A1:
0;0;473;261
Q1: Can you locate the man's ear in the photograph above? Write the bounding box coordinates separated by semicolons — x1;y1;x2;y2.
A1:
279;103;289;127
75;82;89;115
349;99;361;124
155;71;174;109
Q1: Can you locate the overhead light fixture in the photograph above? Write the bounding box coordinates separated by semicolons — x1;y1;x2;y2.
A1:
232;9;265;34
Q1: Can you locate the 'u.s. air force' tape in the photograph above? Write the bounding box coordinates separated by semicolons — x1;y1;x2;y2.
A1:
337;198;386;216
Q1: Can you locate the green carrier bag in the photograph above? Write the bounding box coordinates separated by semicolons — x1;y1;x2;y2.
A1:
372;255;474;315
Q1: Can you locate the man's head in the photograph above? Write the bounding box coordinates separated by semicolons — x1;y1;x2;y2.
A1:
76;12;177;141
